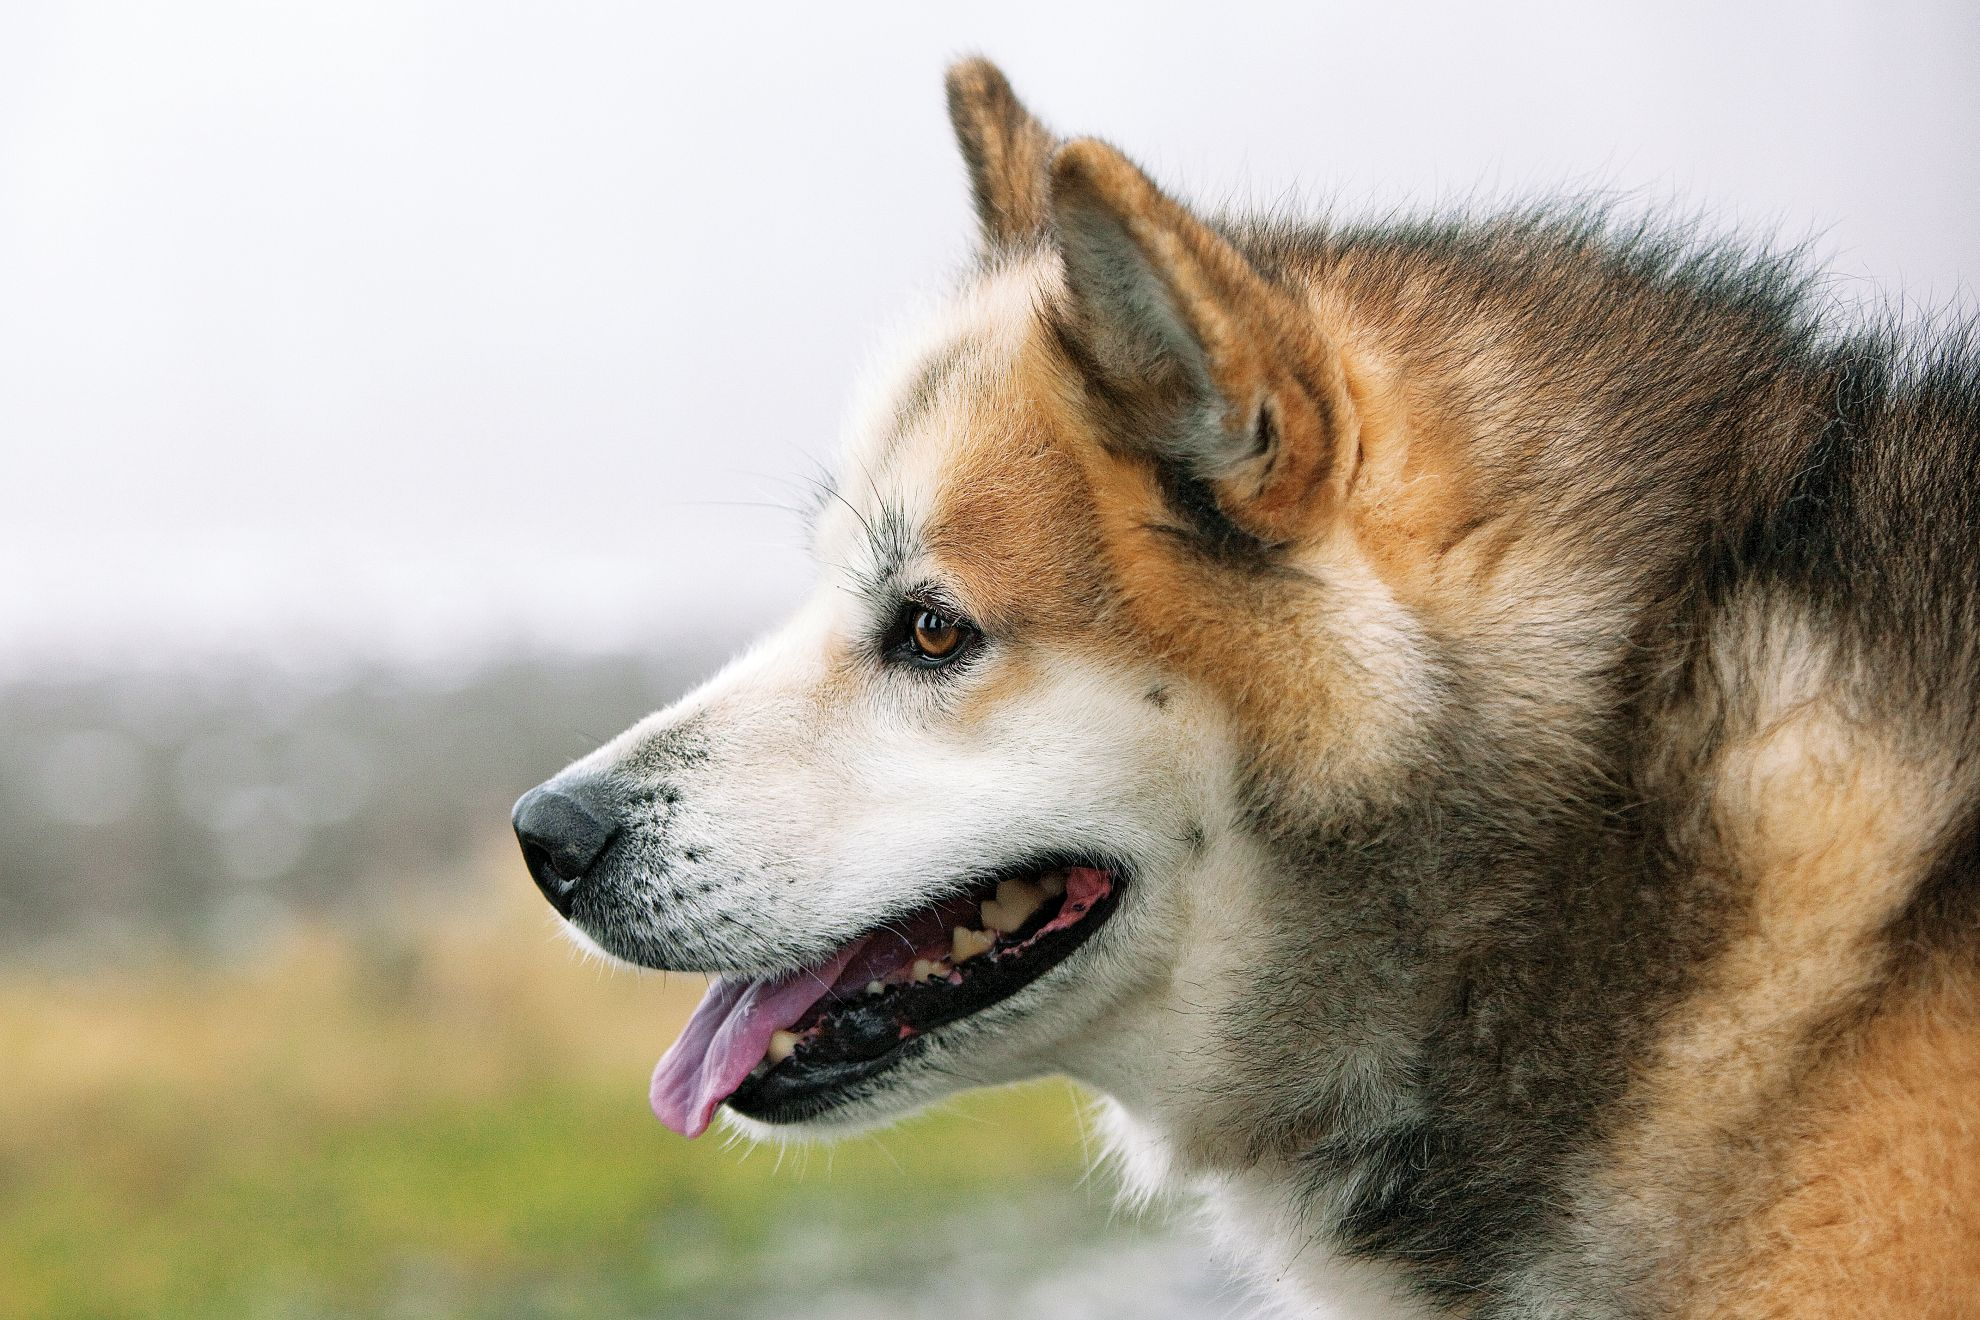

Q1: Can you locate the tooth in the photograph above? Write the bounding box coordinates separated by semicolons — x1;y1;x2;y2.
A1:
983;878;1045;932
911;958;951;983
1039;870;1066;898
1001;877;1045;913
767;1030;800;1064
866;980;886;996
951;926;995;963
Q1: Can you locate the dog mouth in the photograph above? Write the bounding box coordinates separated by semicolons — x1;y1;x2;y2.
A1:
649;861;1124;1136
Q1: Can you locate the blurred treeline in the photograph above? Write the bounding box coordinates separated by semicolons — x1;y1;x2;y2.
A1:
0;638;737;961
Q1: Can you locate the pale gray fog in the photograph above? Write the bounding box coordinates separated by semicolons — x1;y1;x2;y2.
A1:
2;0;1975;672
0;5;1973;1317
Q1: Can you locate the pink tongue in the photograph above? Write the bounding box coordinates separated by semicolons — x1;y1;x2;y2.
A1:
649;940;867;1138
647;871;1115;1138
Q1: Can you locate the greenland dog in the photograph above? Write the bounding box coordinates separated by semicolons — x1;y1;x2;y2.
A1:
512;59;1980;1318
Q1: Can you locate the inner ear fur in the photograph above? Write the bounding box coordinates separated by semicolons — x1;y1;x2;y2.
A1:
945;57;1059;254
1047;137;1360;545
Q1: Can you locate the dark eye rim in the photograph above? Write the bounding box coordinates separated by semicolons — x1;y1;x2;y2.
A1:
885;600;980;669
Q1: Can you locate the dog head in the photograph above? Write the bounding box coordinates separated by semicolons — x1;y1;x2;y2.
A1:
514;59;1463;1149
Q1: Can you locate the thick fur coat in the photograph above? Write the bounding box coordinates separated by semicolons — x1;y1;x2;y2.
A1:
521;60;1980;1317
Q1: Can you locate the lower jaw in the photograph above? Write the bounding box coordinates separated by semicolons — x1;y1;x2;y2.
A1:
723;1047;915;1125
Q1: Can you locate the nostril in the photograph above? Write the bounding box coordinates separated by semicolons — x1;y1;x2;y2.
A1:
518;838;560;902
512;782;620;913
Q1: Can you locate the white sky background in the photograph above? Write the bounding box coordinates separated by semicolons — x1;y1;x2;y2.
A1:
1;0;1975;675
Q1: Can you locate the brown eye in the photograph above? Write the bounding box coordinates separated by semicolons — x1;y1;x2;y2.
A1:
911;608;967;661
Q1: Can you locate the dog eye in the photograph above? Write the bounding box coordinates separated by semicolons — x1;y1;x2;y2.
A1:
910;608;969;662
902;613;978;672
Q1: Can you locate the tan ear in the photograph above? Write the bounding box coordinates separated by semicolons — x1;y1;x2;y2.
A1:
945;57;1059;254
1048;138;1360;545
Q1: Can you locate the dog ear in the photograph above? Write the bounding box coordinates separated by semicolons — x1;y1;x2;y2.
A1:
945;57;1059;254
1048;138;1361;545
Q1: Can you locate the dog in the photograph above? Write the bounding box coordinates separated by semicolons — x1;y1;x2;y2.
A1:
512;58;1980;1318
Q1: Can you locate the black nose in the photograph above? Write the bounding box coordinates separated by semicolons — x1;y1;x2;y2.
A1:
512;782;618;915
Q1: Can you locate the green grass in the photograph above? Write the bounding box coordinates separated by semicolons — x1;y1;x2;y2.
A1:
0;881;1110;1319
2;1079;1094;1319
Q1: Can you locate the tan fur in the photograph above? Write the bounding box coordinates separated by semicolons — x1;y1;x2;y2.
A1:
922;344;1107;640
910;299;1405;852
1581;614;1964;1310
1696;962;1980;1317
1329;329;1485;604
945;58;1059;249
939;124;1578;803
1050;138;1363;546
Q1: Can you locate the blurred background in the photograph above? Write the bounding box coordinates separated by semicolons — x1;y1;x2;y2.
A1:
1;2;1973;1316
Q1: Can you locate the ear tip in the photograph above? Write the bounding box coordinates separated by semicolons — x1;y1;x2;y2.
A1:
1049;138;1144;207
1050;137;1111;173
944;55;1013;112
